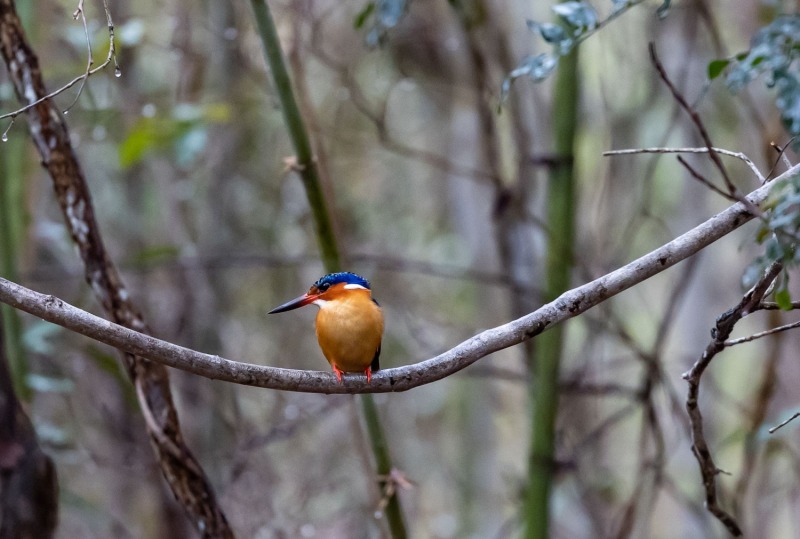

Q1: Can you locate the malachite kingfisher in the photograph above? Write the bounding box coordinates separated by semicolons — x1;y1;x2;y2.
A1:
269;272;384;383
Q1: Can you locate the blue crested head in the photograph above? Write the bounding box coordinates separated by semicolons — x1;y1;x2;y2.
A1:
313;272;371;291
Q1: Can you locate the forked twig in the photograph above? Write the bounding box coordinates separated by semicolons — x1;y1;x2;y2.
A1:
603;146;765;184
769;412;800;433
724;319;800;346
682;261;783;537
677;155;735;200
0;0;119;123
649;43;761;216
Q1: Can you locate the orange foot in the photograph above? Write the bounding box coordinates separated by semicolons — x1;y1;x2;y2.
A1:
332;364;344;383
331;365;372;383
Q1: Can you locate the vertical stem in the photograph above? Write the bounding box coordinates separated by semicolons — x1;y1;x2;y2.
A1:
524;49;579;539
249;2;407;537
249;0;339;271
0;136;29;399
361;394;408;537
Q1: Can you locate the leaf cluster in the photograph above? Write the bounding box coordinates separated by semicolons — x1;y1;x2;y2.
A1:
500;0;669;101
745;171;800;308
710;15;800;140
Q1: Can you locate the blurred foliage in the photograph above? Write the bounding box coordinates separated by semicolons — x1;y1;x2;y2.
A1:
2;0;800;537
354;0;408;46
501;0;669;100
119;102;230;168
712;14;800;141
745;171;800;304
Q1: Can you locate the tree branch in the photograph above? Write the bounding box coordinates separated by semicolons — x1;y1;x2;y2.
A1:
682;261;784;537
0;164;796;394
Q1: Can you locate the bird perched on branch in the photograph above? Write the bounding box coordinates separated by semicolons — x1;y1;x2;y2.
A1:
268;272;383;383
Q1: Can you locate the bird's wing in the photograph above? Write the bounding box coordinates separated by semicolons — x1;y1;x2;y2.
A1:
370;343;381;373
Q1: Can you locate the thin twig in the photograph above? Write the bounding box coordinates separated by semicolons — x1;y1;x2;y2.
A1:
603;147;765;184
62;0;94;114
677;155;736;201
758;301;800;310
649;43;761;217
769;412;800;434
0;0;118;123
724;319;800;346
765;137;798;182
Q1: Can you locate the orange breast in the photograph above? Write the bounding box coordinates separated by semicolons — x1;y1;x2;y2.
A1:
315;292;383;372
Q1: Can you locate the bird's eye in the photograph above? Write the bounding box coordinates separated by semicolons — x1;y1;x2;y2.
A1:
318;283;330;292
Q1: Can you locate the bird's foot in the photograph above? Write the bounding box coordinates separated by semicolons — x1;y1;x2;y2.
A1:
365;366;372;384
332;365;344;383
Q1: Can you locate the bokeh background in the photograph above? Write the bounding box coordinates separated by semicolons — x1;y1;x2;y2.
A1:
1;0;799;537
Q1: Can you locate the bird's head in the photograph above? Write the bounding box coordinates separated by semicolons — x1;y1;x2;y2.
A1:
268;272;372;314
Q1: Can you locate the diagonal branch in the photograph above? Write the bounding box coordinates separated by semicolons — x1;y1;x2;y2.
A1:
1;164;797;395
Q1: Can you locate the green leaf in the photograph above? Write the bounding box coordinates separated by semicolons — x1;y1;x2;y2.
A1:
707;59;730;80
125;244;181;268
119;117;176;168
354;2;375;29
775;287;793;310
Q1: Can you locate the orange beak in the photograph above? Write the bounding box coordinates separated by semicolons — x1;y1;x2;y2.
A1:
268;293;319;314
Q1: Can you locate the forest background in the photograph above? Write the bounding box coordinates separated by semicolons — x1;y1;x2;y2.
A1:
1;0;800;538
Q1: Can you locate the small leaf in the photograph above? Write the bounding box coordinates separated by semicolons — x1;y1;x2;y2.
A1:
775;287;793;310
707;59;730;80
656;0;671;19
500;54;559;102
354;2;375;29
552;1;597;33
537;22;567;44
510;53;559;82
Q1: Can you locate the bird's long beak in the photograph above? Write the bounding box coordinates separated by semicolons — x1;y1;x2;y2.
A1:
268;293;318;314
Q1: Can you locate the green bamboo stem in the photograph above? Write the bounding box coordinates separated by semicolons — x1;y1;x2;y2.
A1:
0;136;29;399
249;2;407;537
249;0;339;272
523;49;579;539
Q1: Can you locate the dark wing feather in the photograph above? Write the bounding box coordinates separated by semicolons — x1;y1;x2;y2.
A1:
370;343;381;372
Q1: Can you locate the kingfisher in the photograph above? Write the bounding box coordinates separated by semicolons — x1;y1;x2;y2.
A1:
268;272;384;383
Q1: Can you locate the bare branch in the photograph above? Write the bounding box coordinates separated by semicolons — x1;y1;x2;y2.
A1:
603;147;765;185
649;43;762;217
769;412;800;434
0;0;118;123
766;137;797;181
682;261;784;537
677;155;736;201
649;44;733;189
724;319;800;346
0;164;796;394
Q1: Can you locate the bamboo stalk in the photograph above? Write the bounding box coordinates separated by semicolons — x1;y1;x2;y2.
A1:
249;2;408;537
0;136;29;398
524;48;579;539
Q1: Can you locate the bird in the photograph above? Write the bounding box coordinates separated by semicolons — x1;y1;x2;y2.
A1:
268;272;383;383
